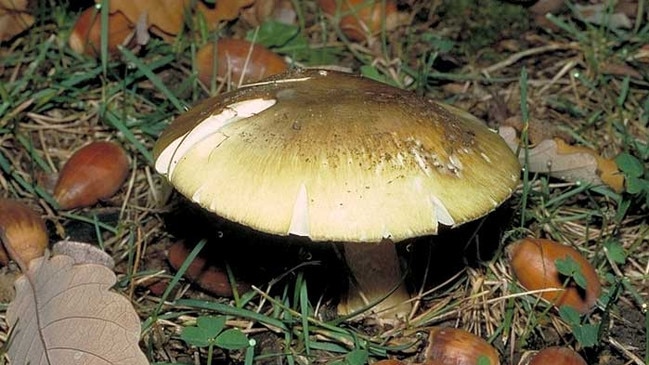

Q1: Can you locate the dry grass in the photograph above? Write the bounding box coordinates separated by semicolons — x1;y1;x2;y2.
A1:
0;0;647;364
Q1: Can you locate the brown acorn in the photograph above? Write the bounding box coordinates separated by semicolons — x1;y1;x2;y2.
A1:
507;238;601;314
54;141;130;210
424;327;500;365
167;241;250;297
0;199;49;271
373;360;406;365
528;346;587;365
195;38;287;87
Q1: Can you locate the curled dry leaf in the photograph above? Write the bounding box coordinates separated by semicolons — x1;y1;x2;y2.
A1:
0;198;48;272
317;0;400;41
500;115;569;145
167;241;250;297
54;141;130;210
69;7;135;56
6;253;148;365
196;38;288;86
498;126;624;192
553;138;624;192
0;0;35;42
241;0;296;27
507;238;601;314
599;62;643;79
241;0;278;26
574;3;634;30
104;0;254;41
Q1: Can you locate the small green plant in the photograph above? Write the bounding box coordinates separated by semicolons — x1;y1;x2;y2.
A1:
246;20;342;65
615;152;649;206
554;256;601;348
329;348;369;365
180;315;253;364
555;256;589;291
559;306;600;348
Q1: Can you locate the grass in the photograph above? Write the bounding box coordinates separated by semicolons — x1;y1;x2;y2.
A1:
0;0;648;364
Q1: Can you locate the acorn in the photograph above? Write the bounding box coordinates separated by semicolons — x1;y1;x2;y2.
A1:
528;346;587;365
195;38;287;87
0;199;49;271
373;361;406;365
167;241;250;297
507;238;601;314
424;327;500;365
54;141;130;210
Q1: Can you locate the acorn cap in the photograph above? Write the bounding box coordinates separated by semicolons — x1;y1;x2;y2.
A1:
154;69;520;242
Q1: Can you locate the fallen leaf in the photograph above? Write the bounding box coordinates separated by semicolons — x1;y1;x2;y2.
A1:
599;62;643;79
499;126;624;192
241;0;296;27
317;0;401;41
554;138;625;192
501;115;571;144
69;7;136;56
52;240;115;269
574;3;633;30
6;252;149;365
241;0;277;26
105;0;254;41
0;0;34;42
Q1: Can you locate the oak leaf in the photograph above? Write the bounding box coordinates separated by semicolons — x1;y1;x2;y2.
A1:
104;0;254;41
0;0;34;42
68;7;136;56
6;252;148;365
499;126;624;192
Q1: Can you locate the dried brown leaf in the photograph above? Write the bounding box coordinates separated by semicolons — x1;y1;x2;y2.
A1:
554;139;624;192
241;0;277;26
498;127;624;191
7;253;148;365
317;0;401;41
600;62;643;79
104;0;254;41
0;0;34;42
69;7;135;56
52;241;115;269
574;3;633;29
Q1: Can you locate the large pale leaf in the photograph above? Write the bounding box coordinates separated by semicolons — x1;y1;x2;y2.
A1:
6;254;149;365
0;0;34;42
499;126;624;192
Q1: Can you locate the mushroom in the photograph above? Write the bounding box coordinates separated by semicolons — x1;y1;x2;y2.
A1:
153;69;520;321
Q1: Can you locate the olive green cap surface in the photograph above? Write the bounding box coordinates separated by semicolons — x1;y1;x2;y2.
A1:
154;69;520;242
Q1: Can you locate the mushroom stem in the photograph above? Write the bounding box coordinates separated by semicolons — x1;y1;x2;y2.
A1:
338;239;412;320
